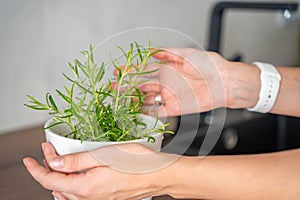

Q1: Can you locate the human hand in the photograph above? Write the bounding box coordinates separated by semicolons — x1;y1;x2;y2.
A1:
23;142;178;200
141;48;229;117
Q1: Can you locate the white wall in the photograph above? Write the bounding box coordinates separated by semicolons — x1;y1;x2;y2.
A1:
222;0;299;65
0;0;299;134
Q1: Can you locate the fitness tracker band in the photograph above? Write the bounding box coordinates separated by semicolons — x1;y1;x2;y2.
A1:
247;62;281;113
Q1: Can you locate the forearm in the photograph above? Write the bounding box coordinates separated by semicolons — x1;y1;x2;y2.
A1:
165;149;300;200
272;67;300;117
226;62;300;117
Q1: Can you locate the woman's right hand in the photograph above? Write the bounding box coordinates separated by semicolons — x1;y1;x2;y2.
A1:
142;47;230;117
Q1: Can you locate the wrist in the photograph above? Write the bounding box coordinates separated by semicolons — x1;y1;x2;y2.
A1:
160;156;206;199
225;61;261;109
144;153;182;197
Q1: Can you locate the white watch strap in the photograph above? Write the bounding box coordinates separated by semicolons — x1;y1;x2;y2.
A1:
247;62;281;113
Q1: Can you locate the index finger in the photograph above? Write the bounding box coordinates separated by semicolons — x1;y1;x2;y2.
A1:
152;48;184;63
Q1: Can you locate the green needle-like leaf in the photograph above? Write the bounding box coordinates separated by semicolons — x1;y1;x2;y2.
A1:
56;89;71;104
25;42;173;142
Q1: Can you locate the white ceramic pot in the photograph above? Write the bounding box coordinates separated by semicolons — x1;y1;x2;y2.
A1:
45;114;164;200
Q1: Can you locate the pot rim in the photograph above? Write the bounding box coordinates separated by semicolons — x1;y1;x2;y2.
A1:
44;114;164;144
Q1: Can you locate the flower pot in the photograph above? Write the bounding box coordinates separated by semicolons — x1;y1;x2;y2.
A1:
44;114;164;200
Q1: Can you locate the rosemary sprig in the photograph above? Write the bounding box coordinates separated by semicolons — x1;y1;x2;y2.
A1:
25;42;172;142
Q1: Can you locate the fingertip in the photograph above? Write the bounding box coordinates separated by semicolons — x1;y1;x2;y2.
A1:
23;157;38;166
42;142;51;152
113;69;118;76
43;142;58;158
52;191;63;200
44;142;55;150
152;49;183;63
111;82;118;90
41;142;46;152
151;49;166;59
23;157;41;173
22;157;31;167
52;192;59;200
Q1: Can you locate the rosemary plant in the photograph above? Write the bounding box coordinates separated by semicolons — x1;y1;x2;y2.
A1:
25;42;172;142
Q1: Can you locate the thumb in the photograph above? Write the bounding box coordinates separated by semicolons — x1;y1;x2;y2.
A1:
49;150;104;173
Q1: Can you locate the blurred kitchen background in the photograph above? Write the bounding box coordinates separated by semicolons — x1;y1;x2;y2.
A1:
1;0;300;153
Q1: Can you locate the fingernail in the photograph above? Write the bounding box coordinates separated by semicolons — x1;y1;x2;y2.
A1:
22;158;29;166
52;192;59;200
49;157;64;168
41;142;46;151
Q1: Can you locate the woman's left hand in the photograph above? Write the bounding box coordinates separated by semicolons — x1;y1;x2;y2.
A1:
23;142;176;200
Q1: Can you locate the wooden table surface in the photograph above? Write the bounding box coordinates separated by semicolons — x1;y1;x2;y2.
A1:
0;126;196;200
